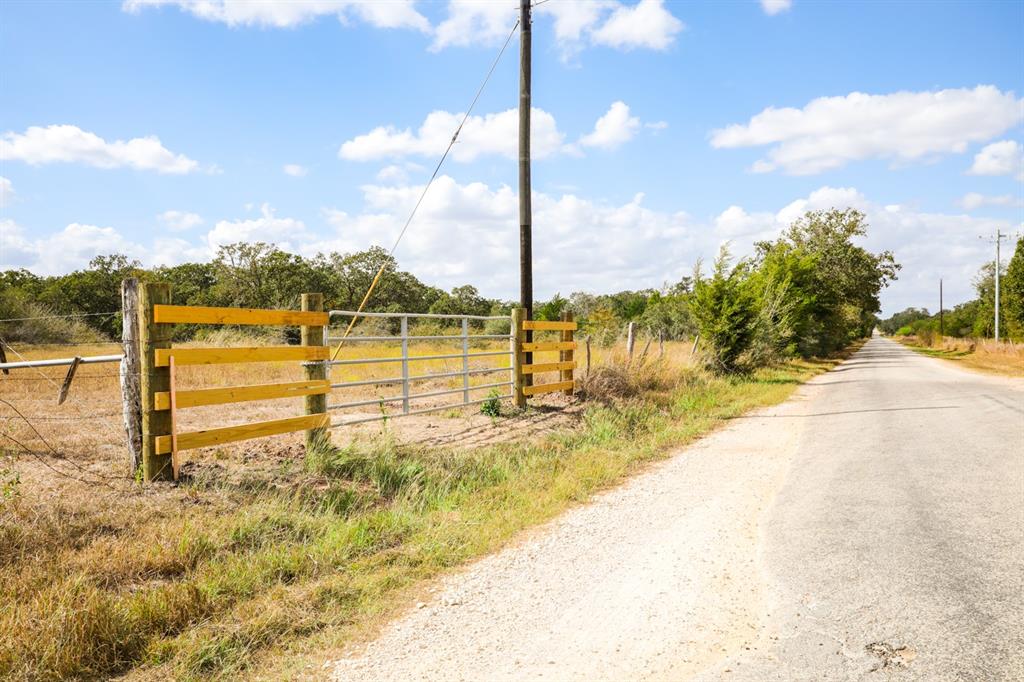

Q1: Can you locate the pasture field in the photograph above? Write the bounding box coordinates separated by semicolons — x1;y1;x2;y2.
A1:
897;335;1024;377
0;335;846;681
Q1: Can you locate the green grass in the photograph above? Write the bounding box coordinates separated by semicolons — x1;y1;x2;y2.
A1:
0;355;846;681
906;346;972;359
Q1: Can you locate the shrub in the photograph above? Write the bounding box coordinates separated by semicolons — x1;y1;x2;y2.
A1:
690;248;757;373
480;390;502;418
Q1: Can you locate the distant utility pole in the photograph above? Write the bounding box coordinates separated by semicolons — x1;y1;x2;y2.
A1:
519;0;533;372
939;279;944;337
981;228;1010;341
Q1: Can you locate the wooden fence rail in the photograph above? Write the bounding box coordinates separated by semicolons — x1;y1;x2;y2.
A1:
133;283;328;482
512;309;576;407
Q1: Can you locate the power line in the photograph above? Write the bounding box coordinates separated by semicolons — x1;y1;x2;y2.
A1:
332;18;522;361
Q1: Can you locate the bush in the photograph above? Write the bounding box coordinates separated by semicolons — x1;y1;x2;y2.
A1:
690;249;757;373
480;390;502;418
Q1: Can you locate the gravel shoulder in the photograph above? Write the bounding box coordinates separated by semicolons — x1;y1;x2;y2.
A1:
329;370;824;681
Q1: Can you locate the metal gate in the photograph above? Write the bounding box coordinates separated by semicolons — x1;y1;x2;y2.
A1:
327;310;514;427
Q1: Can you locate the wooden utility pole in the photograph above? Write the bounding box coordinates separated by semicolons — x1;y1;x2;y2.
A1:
519;0;533;380
939;279;944;337
995;229;1002;341
301;293;328;451
139;282;173;482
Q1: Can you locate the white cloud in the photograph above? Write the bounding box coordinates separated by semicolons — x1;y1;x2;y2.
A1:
0;124;200;174
149;237;214;267
0;177;13;207
967;140;1024;179
431;0;516;51
157;210;204;232
537;0;613;58
711;86;1024;174
760;0;792;15
375;165;410;184
957;192;1022;210
309;177;1010;314
205;203;308;252
0;220;146;275
122;0;430;31
314;175;695;295
339;107;566;162
591;0;684;51
579;101;641;150
433;0;683;54
283;163;309;177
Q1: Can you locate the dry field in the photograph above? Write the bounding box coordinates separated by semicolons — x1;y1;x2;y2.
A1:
898;335;1024;377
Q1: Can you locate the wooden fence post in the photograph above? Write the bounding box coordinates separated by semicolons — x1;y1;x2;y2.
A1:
560;311;574;396
120;278;142;475
301;293;328;451
511;307;526;408
626;321;636;359
140;282;173;482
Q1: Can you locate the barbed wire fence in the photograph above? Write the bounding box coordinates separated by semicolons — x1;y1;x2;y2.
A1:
0;313;134;486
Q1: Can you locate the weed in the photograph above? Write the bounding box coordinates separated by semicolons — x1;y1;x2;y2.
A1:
480;390;502;418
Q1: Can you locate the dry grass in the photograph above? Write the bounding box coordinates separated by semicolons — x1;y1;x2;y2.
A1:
3;331;846;682
899;335;1024;377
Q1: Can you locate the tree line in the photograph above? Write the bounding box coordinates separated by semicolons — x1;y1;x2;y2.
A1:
1;208;899;373
879;236;1024;343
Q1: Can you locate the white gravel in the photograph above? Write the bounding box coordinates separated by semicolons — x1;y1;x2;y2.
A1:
329;375;823;681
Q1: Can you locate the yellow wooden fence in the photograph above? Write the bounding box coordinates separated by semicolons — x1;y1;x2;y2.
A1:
138;288;330;481
512;310;576;406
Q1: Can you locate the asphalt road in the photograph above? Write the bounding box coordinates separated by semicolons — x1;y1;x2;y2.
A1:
701;336;1024;681
331;337;1023;681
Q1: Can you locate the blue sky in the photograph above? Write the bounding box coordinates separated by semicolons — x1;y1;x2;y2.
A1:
1;0;1022;315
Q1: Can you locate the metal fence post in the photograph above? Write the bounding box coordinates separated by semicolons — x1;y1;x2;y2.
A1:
401;315;410;414
301;293;327;451
461;317;470;405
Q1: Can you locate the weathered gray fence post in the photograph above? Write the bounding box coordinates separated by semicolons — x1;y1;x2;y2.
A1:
626;321;636;359
120;278;142;475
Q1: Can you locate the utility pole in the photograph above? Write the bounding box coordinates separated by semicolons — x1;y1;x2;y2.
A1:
981;229;1010;341
996;229;1001;342
939;279;944;337
519;0;533;375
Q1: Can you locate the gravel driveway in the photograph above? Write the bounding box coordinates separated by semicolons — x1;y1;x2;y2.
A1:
330;338;1024;681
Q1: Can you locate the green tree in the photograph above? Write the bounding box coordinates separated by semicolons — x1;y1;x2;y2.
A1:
1003;237;1024;340
691;247;758;373
769;209;899;354
878;307;932;336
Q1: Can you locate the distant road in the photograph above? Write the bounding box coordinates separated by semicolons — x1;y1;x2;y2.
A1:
331;337;1024;681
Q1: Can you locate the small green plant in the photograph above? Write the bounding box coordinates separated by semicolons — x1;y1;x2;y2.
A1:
0;463;20;504
480;389;502;418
